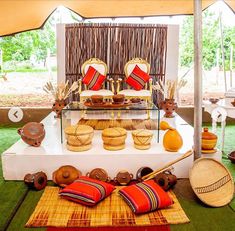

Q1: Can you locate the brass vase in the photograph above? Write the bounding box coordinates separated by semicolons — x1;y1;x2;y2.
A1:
161;98;178;118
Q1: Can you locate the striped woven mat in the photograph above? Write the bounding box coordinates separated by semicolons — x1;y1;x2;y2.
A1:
26;186;189;228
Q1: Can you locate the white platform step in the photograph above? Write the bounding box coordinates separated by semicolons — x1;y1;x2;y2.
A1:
2;112;221;180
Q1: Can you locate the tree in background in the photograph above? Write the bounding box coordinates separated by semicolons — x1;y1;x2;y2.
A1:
180;10;235;70
0;18;56;63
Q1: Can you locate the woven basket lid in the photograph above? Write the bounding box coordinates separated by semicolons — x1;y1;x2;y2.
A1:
102;127;127;137
132;129;153;137
189;158;234;207
64;125;93;136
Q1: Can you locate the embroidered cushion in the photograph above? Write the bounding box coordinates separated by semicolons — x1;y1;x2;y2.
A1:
119;180;173;214
126;65;150;90
82;66;106;90
59;176;115;206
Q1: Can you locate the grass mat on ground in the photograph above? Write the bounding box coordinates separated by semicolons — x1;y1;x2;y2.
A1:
6;189;46;231
0;182;27;231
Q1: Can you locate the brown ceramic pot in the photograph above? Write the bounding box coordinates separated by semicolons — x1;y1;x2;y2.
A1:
24;171;47;190
136;166;153;181
91;95;104;104
114;170;133;185
154;170;177;191
52;165;81;187
161;98;178;118
52;99;66;118
86;168;111;182
18;122;45;147
113;94;125;104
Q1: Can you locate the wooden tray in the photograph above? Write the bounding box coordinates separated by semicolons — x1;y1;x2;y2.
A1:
84;102;131;109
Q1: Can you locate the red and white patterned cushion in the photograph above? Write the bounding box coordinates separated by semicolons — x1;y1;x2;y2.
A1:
119;180;173;214
59;176;115;206
126;65;150;91
82;66;106;90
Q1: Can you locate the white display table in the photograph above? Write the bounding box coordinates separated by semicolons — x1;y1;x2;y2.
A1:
1;112;221;180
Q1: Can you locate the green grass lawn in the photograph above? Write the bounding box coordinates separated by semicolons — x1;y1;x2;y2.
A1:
0;124;234;231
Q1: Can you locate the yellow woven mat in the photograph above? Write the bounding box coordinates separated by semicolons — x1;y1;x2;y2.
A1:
26;186;189;228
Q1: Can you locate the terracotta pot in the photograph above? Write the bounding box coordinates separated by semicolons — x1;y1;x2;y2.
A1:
52;99;66;118
154;170;177;191
136;167;153;181
52;165;81;187
91;95;104;104
201;127;217;150
114;170;133;185
161;98;178;118
112;94;125;104
86;168;111;182
24;171;47;190
18;122;45;147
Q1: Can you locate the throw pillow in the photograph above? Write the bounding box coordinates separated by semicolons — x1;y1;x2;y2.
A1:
126;65;150;90
119;180;173;214
82;66;106;90
59;176;115;206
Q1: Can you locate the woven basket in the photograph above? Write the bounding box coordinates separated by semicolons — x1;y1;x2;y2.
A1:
189;158;234;207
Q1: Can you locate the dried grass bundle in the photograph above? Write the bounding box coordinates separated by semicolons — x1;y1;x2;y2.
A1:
165;80;177;99
152;79;164;95
43;81;78;100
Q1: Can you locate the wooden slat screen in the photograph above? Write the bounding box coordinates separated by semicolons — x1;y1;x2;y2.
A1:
65;23;167;103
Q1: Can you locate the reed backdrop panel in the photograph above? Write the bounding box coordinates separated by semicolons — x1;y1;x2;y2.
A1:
65;23;168;103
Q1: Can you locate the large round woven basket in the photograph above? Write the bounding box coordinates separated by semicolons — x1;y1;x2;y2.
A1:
189;158;234;207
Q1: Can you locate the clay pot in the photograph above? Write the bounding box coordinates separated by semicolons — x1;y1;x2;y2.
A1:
228;151;235;163
52;165;81;187
86;168;111;182
154;170;177;191
161;98;178;118
201;127;217;150
18;122;45;147
91;95;104;104
114;170;133;185
113;94;125;104
24;171;47;190
52;99;66;118
136;167;153;181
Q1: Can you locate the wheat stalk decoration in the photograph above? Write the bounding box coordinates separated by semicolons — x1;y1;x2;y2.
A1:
43;81;78;101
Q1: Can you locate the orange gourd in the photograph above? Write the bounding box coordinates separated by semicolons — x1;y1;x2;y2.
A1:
161;121;183;152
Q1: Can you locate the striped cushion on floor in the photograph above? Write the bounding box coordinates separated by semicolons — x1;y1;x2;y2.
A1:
59;176;115;206
82;66;106;90
119;180;173;214
126;65;150;90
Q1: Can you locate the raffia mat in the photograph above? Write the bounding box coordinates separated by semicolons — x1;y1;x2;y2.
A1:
26;186;190;228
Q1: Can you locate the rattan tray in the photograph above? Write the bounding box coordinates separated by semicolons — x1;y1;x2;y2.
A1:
189;158;234;207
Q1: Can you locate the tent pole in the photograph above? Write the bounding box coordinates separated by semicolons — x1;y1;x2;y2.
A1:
194;0;202;160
